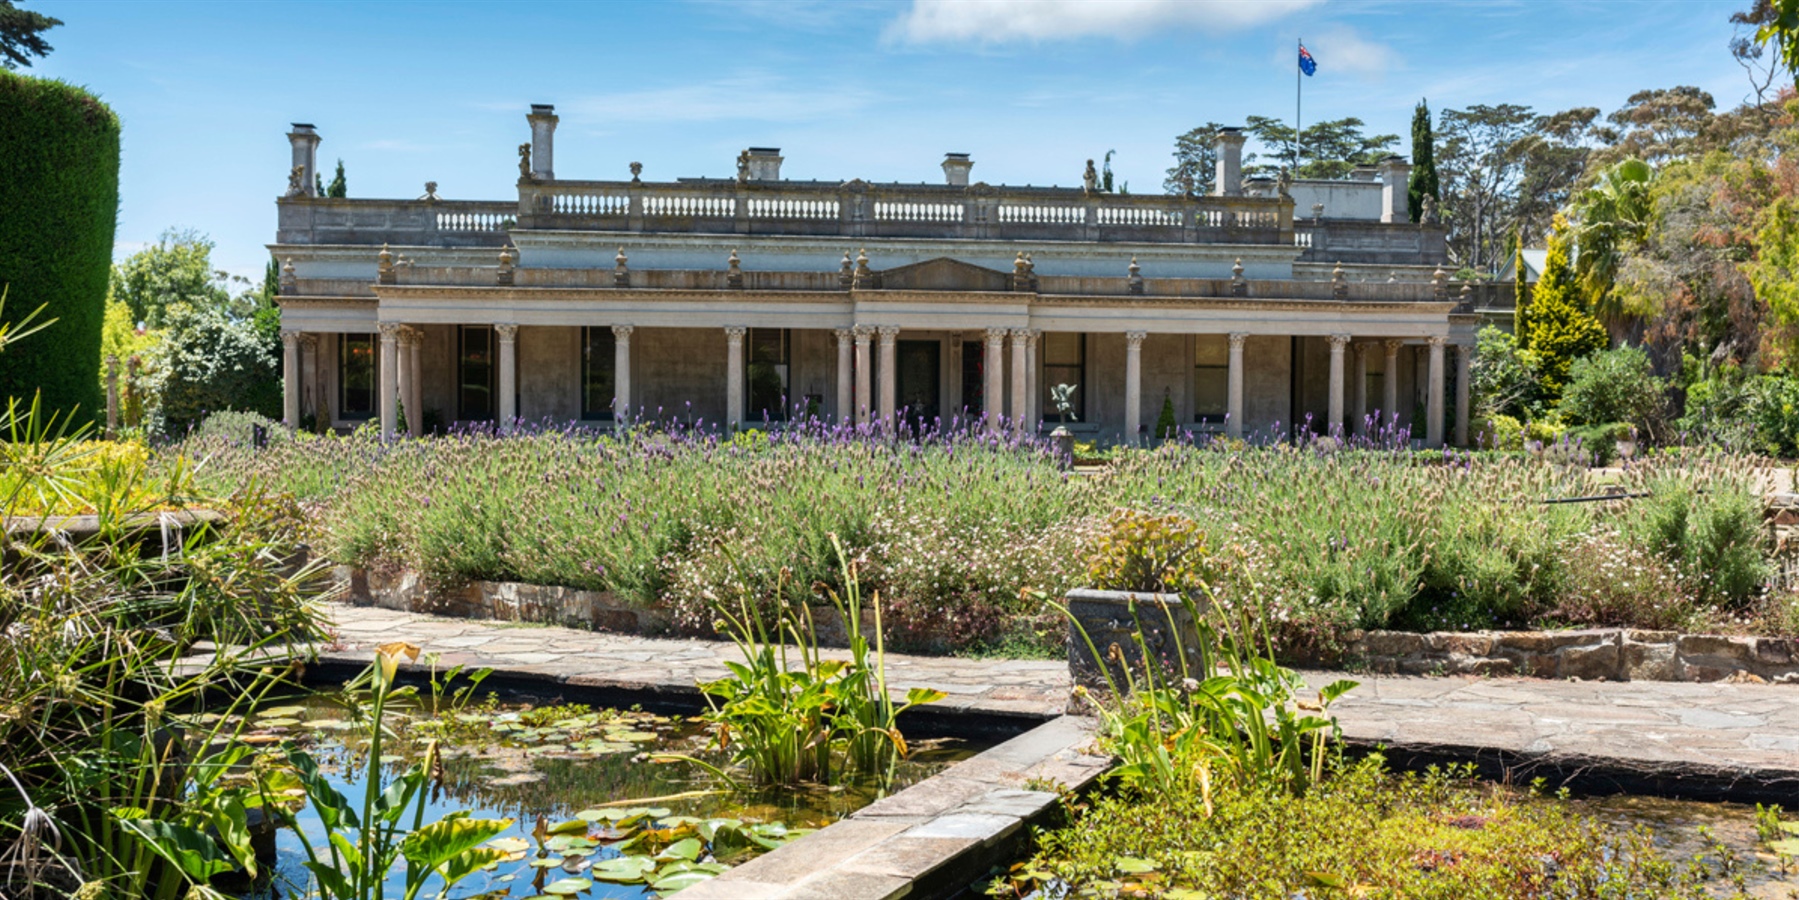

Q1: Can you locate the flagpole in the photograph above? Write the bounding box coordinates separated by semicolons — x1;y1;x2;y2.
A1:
1296;37;1303;174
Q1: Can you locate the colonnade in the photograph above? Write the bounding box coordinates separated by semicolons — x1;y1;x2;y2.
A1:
279;324;1475;447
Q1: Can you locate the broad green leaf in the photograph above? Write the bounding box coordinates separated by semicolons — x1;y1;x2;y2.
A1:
547;819;590;835
401;815;515;870
1115;857;1158;874
906;687;948;705
656;837;704;862
1770;838;1799;855
1305;871;1347;887
117;818;238;881
651;870;716;892
544;876;595;894
487;837;531;854
590;855;657;883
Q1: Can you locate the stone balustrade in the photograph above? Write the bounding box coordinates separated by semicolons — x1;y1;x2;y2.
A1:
276;197;516;247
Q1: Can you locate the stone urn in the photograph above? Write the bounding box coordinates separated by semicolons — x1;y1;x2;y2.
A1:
1614;438;1638;460
1066;588;1211;698
1050;425;1075;470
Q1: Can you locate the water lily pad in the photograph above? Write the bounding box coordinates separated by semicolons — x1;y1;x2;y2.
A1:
575;808;623;821
547;819;589;835
487;837;531;854
529;857;563;868
656;837;703;862
604;730;658;743
1771;838;1799;855
306;718;353;731
258;705;307;719
258;717;302;728
543;877;593;895
589;856;655;884
650;870;715;892
1117;858;1158;874
545;834;598;853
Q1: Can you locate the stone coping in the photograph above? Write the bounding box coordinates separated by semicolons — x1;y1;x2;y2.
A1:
678;715;1109;900
1324;627;1799;684
2;508;225;536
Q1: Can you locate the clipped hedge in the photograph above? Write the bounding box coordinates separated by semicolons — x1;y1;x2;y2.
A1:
0;72;120;420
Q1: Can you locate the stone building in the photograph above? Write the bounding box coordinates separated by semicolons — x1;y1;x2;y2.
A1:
272;106;1513;445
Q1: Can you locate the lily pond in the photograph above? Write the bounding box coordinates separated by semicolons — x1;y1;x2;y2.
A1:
198;692;976;899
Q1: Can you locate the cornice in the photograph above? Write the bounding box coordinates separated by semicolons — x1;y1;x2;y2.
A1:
511;229;1304;262
277;296;377;309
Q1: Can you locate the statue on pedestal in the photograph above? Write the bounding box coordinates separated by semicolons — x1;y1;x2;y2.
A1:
518;144;533;180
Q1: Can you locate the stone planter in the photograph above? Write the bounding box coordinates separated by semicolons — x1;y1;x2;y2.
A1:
1066;588;1210;694
3;509;227;566
1615;438;1638;460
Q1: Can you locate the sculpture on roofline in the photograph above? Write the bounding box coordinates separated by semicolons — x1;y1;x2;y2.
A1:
518;143;533;180
1420;194;1439;224
1276;166;1292;197
286;165;305;198
1082;159;1099;193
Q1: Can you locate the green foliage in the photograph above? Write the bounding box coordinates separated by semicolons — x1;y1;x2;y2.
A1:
1470;325;1539;422
0;71;118;422
1621;451;1772;609
251;647;514;900
1408;98;1439;223
0;1;59;69
1571;157;1656;325
1163;122;1225;196
1524;228;1608;401
1750;0;1799;91
1154;391;1177;440
1242;115;1399;180
1085;508;1213;595
686;539;942;786
1001;756;1728;899
152;302;281;435
110;230;231;329
326;158;347;198
1558;345;1666;439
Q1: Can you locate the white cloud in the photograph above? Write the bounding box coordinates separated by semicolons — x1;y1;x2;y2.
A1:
886;0;1323;44
1292;26;1395;77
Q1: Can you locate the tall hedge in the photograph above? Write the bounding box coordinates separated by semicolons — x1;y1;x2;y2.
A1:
0;71;119;421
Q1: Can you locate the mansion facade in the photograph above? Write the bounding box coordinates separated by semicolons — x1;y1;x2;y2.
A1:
273;105;1513;445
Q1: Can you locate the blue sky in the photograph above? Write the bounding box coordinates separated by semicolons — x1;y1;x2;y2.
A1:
28;0;1756;283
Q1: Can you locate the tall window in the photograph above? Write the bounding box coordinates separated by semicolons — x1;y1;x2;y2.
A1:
458;325;496;421
746;328;790;422
582;327;616;420
1041;332;1085;422
339;333;376;420
1193;335;1228;423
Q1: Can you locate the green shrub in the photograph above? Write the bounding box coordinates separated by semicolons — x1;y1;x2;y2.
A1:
0;71;119;420
1620;452;1772;609
1558;345;1665;440
151;302;281;435
1524;227;1607;401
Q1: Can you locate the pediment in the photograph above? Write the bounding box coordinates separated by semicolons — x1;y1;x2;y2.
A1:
876;257;1011;292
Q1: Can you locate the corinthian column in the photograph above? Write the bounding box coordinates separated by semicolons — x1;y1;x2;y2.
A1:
281;329;302;432
496;324;519;434
1226;332;1247;439
1327;334;1350;437
395;328;414;436
1383;339;1402;436
1352;342;1368;436
405;329;422;436
1124;330;1147;442
834;328;853;422
984;327;1006;433
612;324;634;420
878;326;900;428
1426;336;1446;449
853;326;873;426
377;323;400;441
1010;328;1031;435
725;326;746;430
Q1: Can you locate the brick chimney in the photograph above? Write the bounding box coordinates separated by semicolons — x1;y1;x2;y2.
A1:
942;152;973;186
527;104;558;180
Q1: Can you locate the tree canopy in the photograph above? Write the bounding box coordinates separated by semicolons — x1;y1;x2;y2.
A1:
0;1;57;69
1241;116;1399;180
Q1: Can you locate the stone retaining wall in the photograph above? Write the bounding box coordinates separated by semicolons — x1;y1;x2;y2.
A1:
336;566;877;647
1328;628;1799;683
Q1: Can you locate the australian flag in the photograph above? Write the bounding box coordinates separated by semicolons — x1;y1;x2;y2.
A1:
1299;43;1317;76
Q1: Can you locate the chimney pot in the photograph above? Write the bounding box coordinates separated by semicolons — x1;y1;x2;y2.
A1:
942;152;973;186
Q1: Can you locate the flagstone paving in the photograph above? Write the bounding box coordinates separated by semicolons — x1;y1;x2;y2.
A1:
319;602;1799;799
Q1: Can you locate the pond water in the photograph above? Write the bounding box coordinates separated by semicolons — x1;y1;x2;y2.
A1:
1581;794;1799;898
210;692;977;899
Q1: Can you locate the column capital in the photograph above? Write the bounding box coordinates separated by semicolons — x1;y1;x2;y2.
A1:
1228;332;1249;349
1328;333;1351;350
377;322;402;341
611;324;635;340
495;323;519;342
1427;335;1448;348
724;325;747;342
280;328;302;348
1010;327;1031;345
833;327;854;342
852;324;874;341
877;324;900;342
1027;328;1042;344
1124;330;1148;346
985;326;1009;344
1351;340;1368;357
1383;338;1405;353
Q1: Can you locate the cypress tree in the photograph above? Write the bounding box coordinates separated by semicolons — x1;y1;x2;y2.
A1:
326;158;346;198
1407;99;1439;223
1514;245;1530;347
1525;226;1606;401
0;71;119;420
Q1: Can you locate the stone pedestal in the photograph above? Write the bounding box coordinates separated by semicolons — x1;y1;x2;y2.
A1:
1066;588;1210;695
